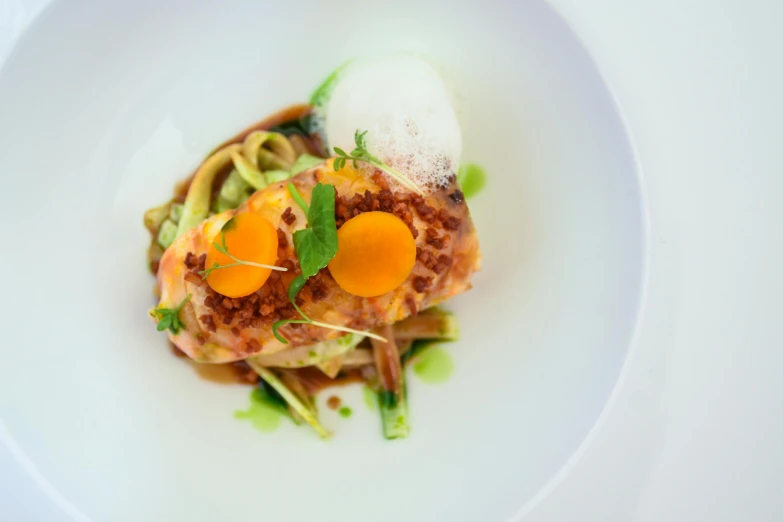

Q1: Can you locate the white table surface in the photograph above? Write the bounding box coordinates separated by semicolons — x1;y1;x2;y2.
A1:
1;1;781;521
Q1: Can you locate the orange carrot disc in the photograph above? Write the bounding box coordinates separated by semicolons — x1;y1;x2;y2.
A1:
328;211;416;297
204;212;278;298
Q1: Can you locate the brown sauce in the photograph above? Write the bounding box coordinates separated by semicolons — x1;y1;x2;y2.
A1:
185;360;247;385
291;367;366;395
181;357;366;392
216;104;312;150
175;362;369;393
172;343;259;384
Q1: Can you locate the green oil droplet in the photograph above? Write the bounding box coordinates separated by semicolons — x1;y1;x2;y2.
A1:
457;163;487;199
338;406;353;418
413;346;454;384
234;388;284;432
363;385;378;410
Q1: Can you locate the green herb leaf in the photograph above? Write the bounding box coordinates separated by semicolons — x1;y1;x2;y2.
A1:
156;316;171;332
354;129;368;150
152;294;192;335
291;183;338;279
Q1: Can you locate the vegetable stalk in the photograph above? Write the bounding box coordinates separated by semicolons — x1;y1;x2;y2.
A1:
370;325;409;439
246;359;330;438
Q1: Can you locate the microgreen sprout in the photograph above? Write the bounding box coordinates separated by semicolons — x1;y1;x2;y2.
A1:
151;294;192;334
333;130;424;195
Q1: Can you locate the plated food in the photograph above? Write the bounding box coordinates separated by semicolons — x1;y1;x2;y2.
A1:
144;55;482;438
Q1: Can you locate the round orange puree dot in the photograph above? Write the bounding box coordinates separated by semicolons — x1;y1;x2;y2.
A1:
328;211;416;298
205;212;278;298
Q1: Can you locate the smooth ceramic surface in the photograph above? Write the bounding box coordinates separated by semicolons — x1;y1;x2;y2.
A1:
0;1;647;521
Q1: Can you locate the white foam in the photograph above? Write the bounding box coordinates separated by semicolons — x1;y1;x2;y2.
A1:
316;55;462;191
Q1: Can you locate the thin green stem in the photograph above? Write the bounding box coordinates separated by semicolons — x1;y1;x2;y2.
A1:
309;321;387;342
173;293;192;312
367;159;423;195
220;249;288;271
287;183;310;214
200;240;288;279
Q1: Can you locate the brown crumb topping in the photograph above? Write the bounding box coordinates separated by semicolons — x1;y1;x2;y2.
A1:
334;186;462;244
184;252;198;269
425;228;450;250
412;276;433;293
281;207;296;225
181;181;464;341
184;245;300;342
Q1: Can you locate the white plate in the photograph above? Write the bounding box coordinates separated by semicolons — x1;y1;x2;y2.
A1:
0;1;648;521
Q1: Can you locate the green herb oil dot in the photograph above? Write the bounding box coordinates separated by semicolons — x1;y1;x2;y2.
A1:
338;406;353;418
234;389;284;432
457;163;487;199
413;346;454;384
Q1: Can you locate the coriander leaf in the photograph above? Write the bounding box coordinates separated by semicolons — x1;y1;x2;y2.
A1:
292;183;338;279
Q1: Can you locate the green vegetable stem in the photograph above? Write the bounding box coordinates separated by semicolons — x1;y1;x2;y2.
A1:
371;326;409;439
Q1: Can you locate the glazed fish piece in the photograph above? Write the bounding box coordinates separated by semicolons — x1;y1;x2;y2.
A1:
155;160;481;363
